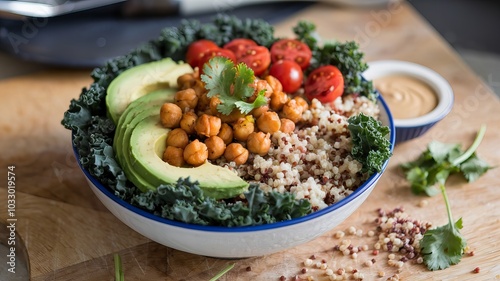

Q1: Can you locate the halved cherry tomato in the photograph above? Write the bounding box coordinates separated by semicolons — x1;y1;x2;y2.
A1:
197;48;237;72
237;46;271;76
186;39;219;68
304;65;344;103
269;60;303;93
223;38;258;59
270;39;312;70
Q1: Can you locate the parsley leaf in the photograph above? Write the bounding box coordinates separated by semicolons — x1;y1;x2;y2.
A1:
347;113;392;175
401;125;491;196
201;57;267;115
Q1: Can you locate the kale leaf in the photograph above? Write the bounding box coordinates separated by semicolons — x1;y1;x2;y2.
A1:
347;113;392;175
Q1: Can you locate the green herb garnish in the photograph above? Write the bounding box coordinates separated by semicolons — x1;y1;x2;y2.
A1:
209;263;235;281
347;113;392;175
201;57;267;115
402;126;492;271
114;254;124;281
401;125;490;196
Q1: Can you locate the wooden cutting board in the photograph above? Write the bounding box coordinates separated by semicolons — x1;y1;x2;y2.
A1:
1;2;499;281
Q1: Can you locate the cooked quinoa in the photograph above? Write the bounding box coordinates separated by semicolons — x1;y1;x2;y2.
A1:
218;94;380;210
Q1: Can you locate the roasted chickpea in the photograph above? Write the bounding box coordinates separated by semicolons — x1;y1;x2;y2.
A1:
180;111;197;134
177;73;196;89
249;78;273;102
233;116;255;141
219;109;245;123
195;114;221;137
280;99;304;123
160;103;182;128
224;143;249;165
257;111;281;133
163;146;185;167
205;136;226;160
175;88;198;111
196;92;211;112
280;118;296;133
251;105;269;119
165;128;189;149
265;75;283;93
192;79;206;97
247;132;271;156
218;123;233;145
269;90;289;111
209;96;221;115
183;139;208;166
293;96;309;111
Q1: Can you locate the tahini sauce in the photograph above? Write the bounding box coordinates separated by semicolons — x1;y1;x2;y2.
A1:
374;75;438;119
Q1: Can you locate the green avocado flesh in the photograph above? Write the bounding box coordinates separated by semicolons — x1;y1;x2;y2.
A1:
109;60;248;200
129;115;248;199
106;58;194;124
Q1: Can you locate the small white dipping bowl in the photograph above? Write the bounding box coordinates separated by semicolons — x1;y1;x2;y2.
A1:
75;96;395;258
363;60;454;143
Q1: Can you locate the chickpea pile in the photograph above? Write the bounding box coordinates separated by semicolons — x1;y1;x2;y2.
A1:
160;70;308;167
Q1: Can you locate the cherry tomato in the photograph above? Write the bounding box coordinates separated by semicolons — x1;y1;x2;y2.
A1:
237;46;271;76
269;60;303;93
186;39;219;68
304;65;344;103
197;48;237;72
270;39;312;70
223;38;258;58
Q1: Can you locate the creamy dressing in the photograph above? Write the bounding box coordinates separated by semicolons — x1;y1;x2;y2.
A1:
374;75;438;119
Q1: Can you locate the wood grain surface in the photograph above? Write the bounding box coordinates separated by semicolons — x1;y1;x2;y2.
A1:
1;2;499;281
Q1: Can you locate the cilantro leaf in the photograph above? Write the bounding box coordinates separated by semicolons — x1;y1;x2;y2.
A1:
420;216;467;270
401;125;490;196
347;113;392;175
201;57;266;115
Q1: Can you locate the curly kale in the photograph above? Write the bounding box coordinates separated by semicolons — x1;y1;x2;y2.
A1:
131;178;311;227
347;113;392;175
294;22;377;101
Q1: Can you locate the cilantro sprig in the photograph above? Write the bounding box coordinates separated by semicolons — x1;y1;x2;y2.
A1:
201;56;267;115
401;125;491;196
402;125;492;271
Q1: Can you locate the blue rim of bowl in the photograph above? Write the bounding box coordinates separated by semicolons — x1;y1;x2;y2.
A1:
73;94;395;233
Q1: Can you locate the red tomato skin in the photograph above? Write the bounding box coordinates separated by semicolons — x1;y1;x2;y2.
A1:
223;38;258;58
237;46;271;76
186;39;219;68
268;60;304;93
197;48;237;72
270;39;312;70
304;65;344;103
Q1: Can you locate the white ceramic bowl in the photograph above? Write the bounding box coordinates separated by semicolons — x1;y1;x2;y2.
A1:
75;96;395;258
363;60;454;143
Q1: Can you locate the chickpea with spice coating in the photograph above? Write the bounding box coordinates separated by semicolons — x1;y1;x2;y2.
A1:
281;99;304;123
165;128;189;149
233;116;255;141
177;73;196;89
163;146;185;167
280;118;295;133
224;143;249;165
257;111;281;133
265;75;283;93
175;88;198;111
195;114;221;137
269;90;289;111
180;111;197;134
205;136;226;160
293;96;309;111
160;103;182;128
218;123;233;145
247;132;271;156
183;139;208;166
251;105;269;118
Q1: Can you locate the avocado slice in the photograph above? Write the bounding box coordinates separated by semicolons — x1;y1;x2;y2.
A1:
128;115;249;199
106;58;193;124
113;89;175;192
